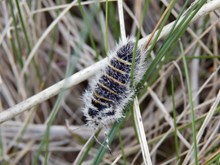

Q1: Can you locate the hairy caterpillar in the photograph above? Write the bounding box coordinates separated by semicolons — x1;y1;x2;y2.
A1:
81;38;146;129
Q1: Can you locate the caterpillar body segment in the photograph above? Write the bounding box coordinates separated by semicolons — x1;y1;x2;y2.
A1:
81;38;146;128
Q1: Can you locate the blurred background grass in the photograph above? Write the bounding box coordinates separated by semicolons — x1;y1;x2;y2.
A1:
0;0;220;164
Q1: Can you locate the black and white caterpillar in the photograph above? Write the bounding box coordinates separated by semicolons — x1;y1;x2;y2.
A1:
81;38;146;129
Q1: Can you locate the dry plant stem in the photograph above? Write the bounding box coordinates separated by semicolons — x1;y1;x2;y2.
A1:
201;147;220;165
173;15;219;56
2;42;19;106
31;0;117;14
199;121;220;156
0;6;12;45
11;140;35;165
132;150;142;164
111;155;122;165
123;3;146;37
140;53;219;126
0;59;107;123
160;0;215;56
144;0;174;49
138;0;220;46
1;0;220;123
21;0;77;76
176;67;220;123
182;90;220;165
150;126;172;155
133;97;152;165
2;122;90;138
117;0;126;41
185;19;220;55
147;86;191;148
172;61;187;107
73;135;94;165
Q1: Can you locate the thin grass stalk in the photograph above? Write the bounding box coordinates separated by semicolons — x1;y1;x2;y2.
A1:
77;0;98;59
140;0;207;94
8;0;23;68
180;41;198;165
14;0;41;81
33;0;98;163
1;0;218;125
92;122;121;164
117;0;126;41
171;76;180;164
93;0;151;162
118;128;127;165
130;0;150;87
133;97;152;165
21;0;78;76
73;132;97;165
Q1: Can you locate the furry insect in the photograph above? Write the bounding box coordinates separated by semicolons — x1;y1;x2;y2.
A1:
81;38;146;129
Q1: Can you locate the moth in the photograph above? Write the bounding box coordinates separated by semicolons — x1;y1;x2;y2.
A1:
81;38;146;129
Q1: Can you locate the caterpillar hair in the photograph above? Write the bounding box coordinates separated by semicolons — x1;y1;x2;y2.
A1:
81;38;147;130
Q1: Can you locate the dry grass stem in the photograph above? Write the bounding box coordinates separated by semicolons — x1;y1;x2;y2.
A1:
1;0;219;164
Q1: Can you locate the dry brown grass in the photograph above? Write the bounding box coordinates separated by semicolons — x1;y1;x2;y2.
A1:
0;0;220;164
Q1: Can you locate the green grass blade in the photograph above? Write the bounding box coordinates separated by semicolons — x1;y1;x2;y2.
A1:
14;0;31;52
118;128;127;165
180;41;198;165
9;0;23;68
130;0;150;87
92;122;121;165
14;0;41;82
